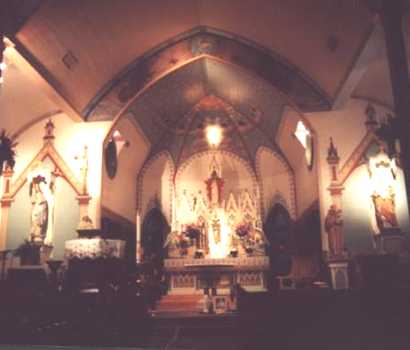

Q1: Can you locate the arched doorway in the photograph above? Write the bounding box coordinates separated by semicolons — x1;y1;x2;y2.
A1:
141;207;170;264
264;204;293;277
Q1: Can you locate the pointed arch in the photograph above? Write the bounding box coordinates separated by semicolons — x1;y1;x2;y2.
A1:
137;151;175;222
141;206;170;261
264;203;292;247
255;146;296;219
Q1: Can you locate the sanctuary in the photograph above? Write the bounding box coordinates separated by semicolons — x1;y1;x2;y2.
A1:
163;153;270;294
1;1;410;317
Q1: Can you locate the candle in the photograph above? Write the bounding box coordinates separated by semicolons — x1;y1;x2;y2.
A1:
136;211;141;263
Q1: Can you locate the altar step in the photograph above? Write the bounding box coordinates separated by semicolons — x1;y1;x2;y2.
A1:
154;294;203;314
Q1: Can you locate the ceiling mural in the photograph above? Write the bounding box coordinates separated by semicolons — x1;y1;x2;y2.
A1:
85;29;331;121
123;57;289;171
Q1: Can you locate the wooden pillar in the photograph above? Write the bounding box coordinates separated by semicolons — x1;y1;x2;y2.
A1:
0;167;14;250
378;0;410;218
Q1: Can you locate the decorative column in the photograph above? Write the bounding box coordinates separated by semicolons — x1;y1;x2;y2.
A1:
136;209;142;263
325;138;349;290
0;166;14;250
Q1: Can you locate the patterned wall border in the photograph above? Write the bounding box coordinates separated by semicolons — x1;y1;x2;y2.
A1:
255;146;297;220
136;150;175;222
85;26;331;121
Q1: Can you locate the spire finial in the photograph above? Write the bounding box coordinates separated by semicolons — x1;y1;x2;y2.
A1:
43;118;55;143
327;137;339;160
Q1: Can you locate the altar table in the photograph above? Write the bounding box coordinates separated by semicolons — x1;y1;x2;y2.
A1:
164;256;270;294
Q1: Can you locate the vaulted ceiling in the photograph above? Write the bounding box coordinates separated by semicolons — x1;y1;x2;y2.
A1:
2;0;409;140
12;0;377;116
123;58;288;167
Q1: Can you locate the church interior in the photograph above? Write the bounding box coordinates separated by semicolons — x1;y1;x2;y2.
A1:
1;1;410;348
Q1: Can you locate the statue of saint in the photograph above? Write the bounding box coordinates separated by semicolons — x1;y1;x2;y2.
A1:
324;204;344;257
211;218;221;244
368;146;399;236
28;163;56;246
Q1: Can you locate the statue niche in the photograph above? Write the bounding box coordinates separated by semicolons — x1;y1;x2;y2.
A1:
28;161;57;246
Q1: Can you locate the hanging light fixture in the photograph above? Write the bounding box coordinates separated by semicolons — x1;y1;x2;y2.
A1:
205;122;223;148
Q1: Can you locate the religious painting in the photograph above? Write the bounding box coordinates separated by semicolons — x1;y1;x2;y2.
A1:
367;146;401;238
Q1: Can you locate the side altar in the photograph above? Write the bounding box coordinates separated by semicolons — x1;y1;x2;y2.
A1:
163;155;270;294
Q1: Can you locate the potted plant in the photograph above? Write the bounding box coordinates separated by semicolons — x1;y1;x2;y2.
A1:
14;239;41;266
184;224;201;240
0;129;17;175
235;222;250;238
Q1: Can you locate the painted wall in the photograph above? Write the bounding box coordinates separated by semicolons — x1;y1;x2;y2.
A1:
102;117;150;223
139;153;174;224
257;147;295;219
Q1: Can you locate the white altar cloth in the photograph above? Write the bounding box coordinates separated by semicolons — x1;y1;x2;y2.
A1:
64;238;125;259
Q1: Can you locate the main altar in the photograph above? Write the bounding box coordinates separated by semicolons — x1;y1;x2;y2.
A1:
164;155;270;294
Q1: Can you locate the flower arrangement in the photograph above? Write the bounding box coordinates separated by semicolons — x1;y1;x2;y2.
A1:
235;222;251;238
176;235;189;256
183;224;201;240
0;129;17;175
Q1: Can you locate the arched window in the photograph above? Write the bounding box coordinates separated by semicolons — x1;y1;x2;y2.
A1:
294;120;314;169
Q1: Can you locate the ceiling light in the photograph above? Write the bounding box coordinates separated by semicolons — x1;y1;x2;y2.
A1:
205;124;223;148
